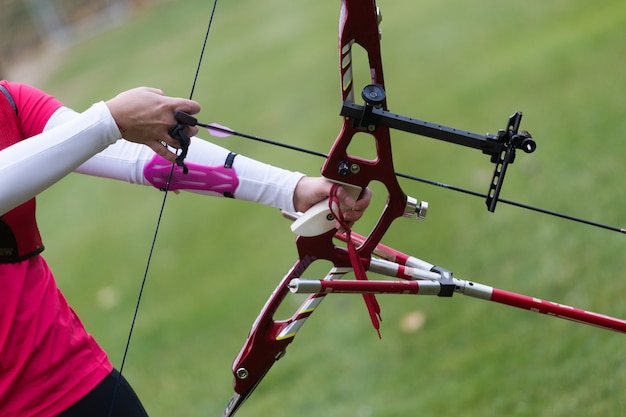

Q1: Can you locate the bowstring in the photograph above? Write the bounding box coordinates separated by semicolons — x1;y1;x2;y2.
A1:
188;0;219;100
108;1;219;415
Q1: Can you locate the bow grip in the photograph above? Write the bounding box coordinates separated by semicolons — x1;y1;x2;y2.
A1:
290;182;362;236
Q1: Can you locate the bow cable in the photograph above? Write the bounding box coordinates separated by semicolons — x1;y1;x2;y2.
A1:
108;1;219;415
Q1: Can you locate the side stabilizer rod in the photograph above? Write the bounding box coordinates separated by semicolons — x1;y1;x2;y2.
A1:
289;276;626;334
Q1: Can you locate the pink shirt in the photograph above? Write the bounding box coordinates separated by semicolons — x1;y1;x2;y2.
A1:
1;81;60;138
0;81;113;416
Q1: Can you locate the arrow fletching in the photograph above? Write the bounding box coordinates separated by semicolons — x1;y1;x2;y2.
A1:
206;123;233;138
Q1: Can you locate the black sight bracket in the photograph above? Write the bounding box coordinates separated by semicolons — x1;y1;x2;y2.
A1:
342;84;536;212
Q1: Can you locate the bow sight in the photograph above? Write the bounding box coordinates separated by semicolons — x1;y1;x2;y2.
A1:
343;83;537;212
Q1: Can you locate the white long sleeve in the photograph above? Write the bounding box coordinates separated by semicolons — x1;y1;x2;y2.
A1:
48;107;305;212
0;102;121;215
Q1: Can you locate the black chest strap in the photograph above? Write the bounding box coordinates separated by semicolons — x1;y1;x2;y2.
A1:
0;84;17;115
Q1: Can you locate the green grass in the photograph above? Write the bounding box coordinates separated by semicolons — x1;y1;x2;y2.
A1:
19;0;626;416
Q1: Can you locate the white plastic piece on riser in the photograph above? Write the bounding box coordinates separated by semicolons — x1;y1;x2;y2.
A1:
290;182;362;237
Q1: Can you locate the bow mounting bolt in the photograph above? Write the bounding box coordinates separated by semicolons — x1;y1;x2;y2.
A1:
404;196;428;220
235;367;249;380
338;161;350;177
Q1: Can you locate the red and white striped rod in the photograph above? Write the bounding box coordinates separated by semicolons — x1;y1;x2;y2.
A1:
288;278;441;295
289;277;626;334
282;213;626;333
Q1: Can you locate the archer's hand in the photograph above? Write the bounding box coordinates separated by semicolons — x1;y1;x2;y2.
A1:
293;176;372;228
105;87;201;162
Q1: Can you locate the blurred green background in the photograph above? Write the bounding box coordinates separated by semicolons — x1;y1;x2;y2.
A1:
3;0;626;416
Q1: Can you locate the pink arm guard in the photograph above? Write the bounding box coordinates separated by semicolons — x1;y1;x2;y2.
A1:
143;153;239;197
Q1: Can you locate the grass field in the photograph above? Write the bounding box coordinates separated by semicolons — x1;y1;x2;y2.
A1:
13;0;626;416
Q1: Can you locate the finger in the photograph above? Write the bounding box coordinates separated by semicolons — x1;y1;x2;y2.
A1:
353;187;372;210
335;219;354;232
184;125;199;137
340;210;363;223
161;135;181;149
142;87;164;95
148;141;177;163
170;98;201;115
333;185;356;207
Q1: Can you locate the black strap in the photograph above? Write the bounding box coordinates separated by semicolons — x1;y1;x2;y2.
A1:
223;152;237;198
0;84;17;115
224;152;237;169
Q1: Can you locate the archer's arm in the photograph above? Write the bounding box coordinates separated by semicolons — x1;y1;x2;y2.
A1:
0;102;122;215
0;84;198;215
48;107;370;215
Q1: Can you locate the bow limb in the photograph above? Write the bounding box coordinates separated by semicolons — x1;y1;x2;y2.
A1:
223;231;355;417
